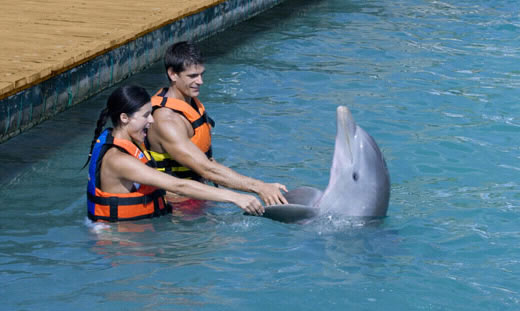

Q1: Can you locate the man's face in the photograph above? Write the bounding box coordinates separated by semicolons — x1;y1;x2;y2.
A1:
172;64;205;99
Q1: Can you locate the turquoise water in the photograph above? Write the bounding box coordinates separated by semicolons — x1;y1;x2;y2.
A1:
2;0;520;309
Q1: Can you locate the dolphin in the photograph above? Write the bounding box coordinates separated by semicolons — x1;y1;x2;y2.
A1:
260;106;390;223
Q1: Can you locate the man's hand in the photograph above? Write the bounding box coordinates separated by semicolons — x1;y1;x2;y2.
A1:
256;182;289;206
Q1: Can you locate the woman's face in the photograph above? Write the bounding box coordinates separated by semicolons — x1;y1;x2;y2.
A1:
126;102;154;143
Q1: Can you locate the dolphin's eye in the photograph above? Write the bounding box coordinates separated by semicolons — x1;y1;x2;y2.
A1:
352;172;359;181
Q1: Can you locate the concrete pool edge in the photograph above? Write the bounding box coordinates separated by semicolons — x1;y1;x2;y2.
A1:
0;0;284;143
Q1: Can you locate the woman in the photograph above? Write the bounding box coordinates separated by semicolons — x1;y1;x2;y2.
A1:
84;85;263;222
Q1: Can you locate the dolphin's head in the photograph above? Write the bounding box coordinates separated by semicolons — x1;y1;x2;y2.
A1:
318;106;390;217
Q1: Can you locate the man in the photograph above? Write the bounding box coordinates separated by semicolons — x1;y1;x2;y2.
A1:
146;41;288;215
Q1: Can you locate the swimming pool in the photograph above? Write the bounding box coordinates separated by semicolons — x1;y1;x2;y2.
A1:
1;0;520;309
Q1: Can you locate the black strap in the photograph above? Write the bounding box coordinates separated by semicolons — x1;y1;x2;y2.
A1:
160;96;168;107
109;197;118;222
145;154;158;169
150;88;169;113
207;116;215;128
191;114;206;129
153;196;160;217
191;112;215;129
158;88;168;100
153;196;171;217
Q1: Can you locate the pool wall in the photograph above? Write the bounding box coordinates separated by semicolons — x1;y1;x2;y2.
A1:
0;0;284;143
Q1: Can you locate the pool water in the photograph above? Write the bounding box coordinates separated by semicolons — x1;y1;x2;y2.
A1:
2;0;520;309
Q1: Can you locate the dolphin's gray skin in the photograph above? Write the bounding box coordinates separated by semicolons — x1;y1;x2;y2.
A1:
261;106;390;224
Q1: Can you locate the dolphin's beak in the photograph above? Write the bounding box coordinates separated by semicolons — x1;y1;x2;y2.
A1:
336;106;356;162
337;106;356;134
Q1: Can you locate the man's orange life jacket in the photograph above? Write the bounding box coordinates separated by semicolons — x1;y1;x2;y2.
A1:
147;88;215;181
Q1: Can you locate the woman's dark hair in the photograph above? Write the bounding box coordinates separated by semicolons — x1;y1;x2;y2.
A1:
164;41;204;80
82;85;151;168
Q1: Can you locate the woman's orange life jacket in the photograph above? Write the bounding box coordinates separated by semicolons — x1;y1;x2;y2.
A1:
87;129;170;222
147;88;215;180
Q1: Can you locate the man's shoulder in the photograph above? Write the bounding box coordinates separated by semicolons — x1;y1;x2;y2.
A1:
151;107;192;138
153;107;187;124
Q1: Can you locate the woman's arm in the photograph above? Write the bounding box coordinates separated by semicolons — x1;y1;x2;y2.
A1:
104;149;265;215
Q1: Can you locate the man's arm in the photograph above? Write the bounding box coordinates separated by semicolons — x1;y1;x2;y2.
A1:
152;108;288;205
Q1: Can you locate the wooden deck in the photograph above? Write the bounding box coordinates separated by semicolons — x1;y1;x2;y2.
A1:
0;0;284;142
0;0;225;100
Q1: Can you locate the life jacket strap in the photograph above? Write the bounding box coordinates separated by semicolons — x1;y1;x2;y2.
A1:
109;196;118;222
191;112;215;129
153;196;166;217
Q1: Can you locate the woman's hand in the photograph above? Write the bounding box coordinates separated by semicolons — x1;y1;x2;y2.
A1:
233;193;264;216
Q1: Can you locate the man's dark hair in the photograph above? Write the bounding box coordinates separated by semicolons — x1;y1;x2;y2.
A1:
164;41;204;80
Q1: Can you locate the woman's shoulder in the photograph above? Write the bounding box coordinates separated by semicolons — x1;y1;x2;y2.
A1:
102;147;139;172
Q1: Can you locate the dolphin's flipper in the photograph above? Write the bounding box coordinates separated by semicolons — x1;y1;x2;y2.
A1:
262;204;320;224
284;186;323;206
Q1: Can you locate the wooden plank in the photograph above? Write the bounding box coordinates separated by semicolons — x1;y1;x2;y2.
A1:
0;0;226;99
